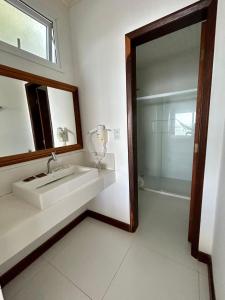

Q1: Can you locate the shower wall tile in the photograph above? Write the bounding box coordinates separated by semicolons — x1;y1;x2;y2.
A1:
139;99;196;181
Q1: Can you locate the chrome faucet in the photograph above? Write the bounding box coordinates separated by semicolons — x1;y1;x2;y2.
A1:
47;152;57;174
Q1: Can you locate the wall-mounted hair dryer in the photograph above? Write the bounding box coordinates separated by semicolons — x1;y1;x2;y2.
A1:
87;125;111;170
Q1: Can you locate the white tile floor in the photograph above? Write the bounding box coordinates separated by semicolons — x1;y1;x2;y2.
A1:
3;190;209;300
143;175;192;197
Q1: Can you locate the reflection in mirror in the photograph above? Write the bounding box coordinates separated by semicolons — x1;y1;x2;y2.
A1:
0;75;78;158
0;76;34;157
47;87;77;147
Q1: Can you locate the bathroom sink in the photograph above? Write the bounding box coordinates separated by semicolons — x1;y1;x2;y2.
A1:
13;165;99;210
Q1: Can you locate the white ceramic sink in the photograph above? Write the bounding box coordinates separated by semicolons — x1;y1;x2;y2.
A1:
13;165;98;210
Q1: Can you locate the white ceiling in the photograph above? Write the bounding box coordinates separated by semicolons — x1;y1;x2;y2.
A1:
61;0;79;6
136;23;201;69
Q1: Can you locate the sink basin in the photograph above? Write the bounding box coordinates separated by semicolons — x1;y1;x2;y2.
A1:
13;165;99;210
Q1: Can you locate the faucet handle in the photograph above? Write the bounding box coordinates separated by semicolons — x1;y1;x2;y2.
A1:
51;152;57;161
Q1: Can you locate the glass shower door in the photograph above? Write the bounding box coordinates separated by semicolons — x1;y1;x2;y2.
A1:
160;100;196;197
138;92;197;197
139;101;163;192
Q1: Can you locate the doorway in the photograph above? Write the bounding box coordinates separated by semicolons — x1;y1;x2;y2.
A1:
136;24;201;200
25;83;54;150
125;0;217;257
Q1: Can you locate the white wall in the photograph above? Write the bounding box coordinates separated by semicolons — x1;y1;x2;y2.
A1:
0;77;34;156
0;0;75;84
212;130;225;299
69;0;225;256
199;0;225;256
208;1;225;299
137;49;200;97
69;0;199;224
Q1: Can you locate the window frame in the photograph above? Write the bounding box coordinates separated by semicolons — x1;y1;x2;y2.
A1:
0;0;60;67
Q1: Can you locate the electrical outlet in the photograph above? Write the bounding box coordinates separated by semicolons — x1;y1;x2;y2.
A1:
114;129;120;140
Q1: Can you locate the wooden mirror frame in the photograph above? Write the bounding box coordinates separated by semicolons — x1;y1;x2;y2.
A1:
0;64;83;167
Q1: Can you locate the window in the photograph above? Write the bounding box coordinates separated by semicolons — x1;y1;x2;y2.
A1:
174;112;195;136
0;0;57;63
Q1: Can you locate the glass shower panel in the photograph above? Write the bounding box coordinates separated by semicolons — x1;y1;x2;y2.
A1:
138;94;196;197
138;102;163;191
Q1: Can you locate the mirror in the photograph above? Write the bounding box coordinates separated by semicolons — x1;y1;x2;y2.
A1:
0;64;83;167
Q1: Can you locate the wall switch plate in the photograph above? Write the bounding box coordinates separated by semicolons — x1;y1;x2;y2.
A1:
114;129;120;140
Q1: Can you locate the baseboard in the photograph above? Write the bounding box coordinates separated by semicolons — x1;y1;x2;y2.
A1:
0;209;131;287
0;211;88;287
0;210;213;300
198;251;216;300
86;210;131;232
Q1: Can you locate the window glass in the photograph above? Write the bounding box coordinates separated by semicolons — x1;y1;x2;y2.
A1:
0;0;56;63
175;112;195;136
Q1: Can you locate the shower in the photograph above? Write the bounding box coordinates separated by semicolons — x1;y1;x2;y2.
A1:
137;89;197;198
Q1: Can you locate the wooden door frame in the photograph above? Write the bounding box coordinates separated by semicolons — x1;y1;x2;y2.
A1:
125;0;217;257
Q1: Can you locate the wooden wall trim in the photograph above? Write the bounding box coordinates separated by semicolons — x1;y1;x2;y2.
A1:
0;144;83;168
125;36;138;233
0;64;83;167
86;210;131;232
0;207;214;300
198;251;216;300
0;64;76;91
190;0;218;257
0;210;130;287
188;22;207;244
126;0;210;45
125;0;218;251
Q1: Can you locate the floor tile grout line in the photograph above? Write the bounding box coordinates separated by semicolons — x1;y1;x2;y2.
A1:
132;238;206;276
41;220;136;300
198;271;201;300
101;243;133;300
6;190;203;300
0;192;12;199
44;259;93;300
3;258;46;300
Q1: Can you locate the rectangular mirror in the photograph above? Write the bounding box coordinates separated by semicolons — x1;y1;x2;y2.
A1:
0;64;83;167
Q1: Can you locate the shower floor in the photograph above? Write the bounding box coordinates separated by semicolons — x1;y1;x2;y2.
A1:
142;175;191;198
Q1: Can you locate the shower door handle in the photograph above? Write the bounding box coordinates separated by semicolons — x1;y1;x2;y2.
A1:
194;143;199;154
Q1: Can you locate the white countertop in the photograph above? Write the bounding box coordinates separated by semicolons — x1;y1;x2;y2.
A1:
0;169;116;274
